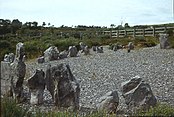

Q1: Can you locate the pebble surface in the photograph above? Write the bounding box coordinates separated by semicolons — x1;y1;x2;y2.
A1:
26;45;174;113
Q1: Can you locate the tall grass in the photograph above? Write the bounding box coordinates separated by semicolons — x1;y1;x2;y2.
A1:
1;97;174;117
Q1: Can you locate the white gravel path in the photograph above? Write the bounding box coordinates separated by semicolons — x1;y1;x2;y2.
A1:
26;45;174;112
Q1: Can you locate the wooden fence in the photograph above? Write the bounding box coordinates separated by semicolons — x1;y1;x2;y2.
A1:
104;26;174;38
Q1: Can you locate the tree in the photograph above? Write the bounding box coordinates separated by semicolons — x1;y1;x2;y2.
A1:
32;21;38;28
11;19;22;34
124;23;130;28
42;22;46;27
110;24;115;28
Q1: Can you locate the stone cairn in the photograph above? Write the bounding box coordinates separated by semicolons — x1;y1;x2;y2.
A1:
159;34;170;49
121;76;157;112
45;63;80;110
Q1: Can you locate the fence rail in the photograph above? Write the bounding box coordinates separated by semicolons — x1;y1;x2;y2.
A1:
104;26;174;38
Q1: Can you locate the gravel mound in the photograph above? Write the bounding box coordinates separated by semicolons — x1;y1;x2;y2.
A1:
26;45;174;113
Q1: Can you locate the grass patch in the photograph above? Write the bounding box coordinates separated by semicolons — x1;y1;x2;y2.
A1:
2;97;174;117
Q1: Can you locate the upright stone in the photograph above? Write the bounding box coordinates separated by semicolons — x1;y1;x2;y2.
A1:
45;63;80;110
97;91;119;113
10;42;26;103
68;46;78;57
127;42;134;53
121;76;157;111
27;69;45;105
159;34;170;49
44;46;59;62
96;46;104;53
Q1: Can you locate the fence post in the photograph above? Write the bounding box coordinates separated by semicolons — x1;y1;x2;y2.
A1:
133;28;136;37
143;28;145;37
153;27;155;37
117;30;119;38
125;29;127;37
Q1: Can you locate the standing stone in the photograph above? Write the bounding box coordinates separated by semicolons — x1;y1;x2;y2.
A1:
121;77;157;111
27;69;45;105
16;42;25;60
127;42;134;53
44;46;59;62
96;46;104;53
10;42;26;103
159;34;170;49
68;46;78;57
83;46;90;55
1;61;11;96
79;42;86;52
92;46;97;51
45;63;80;110
59;50;68;59
97;91;119;113
3;53;15;63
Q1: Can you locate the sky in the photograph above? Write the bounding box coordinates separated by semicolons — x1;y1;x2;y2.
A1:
0;0;173;27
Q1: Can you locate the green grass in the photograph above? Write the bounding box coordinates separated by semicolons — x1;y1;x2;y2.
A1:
1;32;173;61
1;97;174;117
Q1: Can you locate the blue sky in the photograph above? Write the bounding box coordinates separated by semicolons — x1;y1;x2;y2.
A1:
0;0;173;27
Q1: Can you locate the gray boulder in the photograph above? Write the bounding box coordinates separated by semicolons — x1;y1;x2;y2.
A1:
45;63;80;110
92;46;97;51
44;46;59;62
3;53;15;63
27;69;45;105
10;42;26;103
59;50;68;59
79;42;86;52
127;42;134;53
121;76;157;111
16;42;25;61
97;91;119;113
96;46;103;53
68;46;78;57
83;46;90;55
159;34;170;49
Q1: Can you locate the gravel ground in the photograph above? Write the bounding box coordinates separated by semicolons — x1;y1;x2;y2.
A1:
25;45;174;114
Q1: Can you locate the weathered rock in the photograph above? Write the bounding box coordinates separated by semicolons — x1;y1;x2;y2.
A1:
83;46;90;55
9;42;26;102
68;46;78;57
45;63;80;110
92;46;97;51
79;42;86;52
96;46;103;53
159;34;170;49
3;53;15;63
16;42;25;61
37;56;45;64
1;61;11;96
127;42;134;53
44;46;59;62
97;91;119;113
27;69;45;105
59;50;68;59
121;76;157;111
